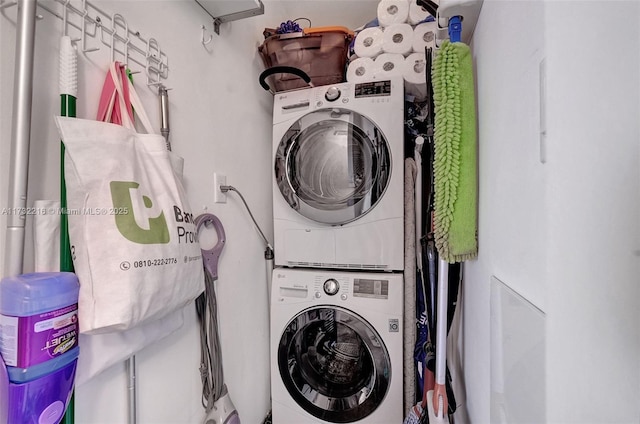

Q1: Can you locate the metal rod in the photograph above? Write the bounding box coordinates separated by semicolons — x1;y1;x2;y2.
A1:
127;356;137;424
4;0;37;277
159;86;170;150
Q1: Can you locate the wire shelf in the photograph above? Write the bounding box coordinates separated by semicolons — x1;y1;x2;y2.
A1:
1;0;169;87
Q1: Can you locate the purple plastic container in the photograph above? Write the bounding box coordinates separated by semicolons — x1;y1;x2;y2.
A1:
0;273;80;424
5;358;78;424
0;356;8;424
0;273;79;371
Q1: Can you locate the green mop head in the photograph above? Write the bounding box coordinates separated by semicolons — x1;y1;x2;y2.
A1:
432;40;478;263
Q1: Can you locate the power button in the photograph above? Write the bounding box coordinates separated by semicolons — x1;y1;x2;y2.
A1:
325;86;341;102
323;278;340;296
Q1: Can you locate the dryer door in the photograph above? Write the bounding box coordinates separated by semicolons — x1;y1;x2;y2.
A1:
277;306;391;423
275;108;391;225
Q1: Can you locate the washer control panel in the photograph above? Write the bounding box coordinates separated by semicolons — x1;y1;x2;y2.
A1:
275;271;401;315
313;275;350;301
308;275;389;301
353;278;389;299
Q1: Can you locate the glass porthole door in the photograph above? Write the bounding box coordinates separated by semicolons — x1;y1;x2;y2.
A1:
275;109;391;225
277;306;391;423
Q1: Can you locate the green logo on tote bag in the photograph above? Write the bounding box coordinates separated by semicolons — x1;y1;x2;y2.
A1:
110;181;170;244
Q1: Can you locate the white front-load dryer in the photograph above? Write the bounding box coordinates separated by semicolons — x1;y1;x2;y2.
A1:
270;268;403;424
272;78;404;271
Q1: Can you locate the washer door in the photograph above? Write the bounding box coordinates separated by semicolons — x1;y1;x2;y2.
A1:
275;108;391;225
278;306;391;423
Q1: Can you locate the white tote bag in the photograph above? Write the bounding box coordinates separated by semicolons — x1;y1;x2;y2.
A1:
55;62;204;334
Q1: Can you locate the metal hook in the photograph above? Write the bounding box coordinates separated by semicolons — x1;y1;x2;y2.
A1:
159;54;169;79
110;13;129;64
0;1;18;11
145;37;161;86
146;37;160;60
201;25;213;46
80;0;99;53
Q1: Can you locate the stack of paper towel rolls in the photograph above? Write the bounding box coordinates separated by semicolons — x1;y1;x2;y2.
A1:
347;0;437;102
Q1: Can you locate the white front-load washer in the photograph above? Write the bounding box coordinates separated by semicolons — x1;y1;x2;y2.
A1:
272;78;404;271
270;268;403;424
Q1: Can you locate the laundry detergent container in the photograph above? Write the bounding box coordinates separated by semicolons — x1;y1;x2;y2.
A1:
258;26;354;92
0;272;80;424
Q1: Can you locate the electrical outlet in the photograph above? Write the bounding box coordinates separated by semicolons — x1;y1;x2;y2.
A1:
214;173;227;203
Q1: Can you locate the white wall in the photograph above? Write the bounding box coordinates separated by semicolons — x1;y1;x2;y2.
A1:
545;2;640;422
0;1;377;422
464;1;547;421
467;1;640;423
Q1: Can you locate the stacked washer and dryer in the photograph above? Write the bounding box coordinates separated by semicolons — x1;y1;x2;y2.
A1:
270;78;406;423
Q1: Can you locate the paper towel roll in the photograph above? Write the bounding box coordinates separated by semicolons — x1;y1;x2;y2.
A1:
33;199;60;272
377;0;409;27
403;52;428;101
408;2;430;25
347;57;376;83
382;23;414;56
412;21;437;53
353;26;384;58
373;53;405;79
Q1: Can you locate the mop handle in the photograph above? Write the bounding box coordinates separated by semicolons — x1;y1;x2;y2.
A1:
433;258;449;417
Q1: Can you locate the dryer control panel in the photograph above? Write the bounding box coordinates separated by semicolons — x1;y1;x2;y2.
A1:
354;80;392;98
272;78;401;126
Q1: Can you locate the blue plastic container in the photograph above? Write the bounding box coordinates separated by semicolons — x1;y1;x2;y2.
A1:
1;355;78;424
0;272;79;378
0;356;8;424
0;272;80;424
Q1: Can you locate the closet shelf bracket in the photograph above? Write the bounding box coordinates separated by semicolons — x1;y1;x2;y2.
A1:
194;0;264;35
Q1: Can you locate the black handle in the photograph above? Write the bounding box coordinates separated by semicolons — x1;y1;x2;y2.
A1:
259;66;312;92
416;0;439;17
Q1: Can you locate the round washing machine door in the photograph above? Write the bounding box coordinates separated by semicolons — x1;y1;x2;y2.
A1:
275;108;391;225
277;306;391;423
